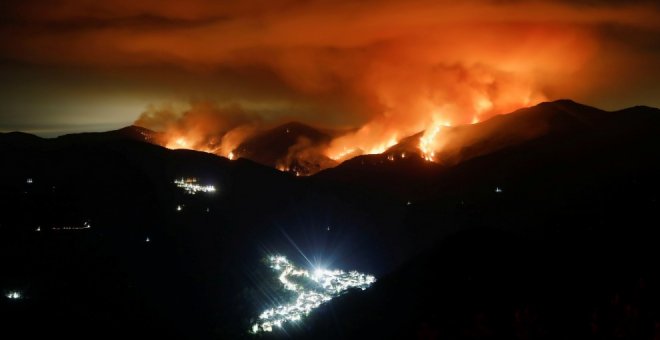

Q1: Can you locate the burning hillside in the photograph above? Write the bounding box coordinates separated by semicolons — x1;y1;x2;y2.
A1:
124;1;617;174
139;97;548;174
144;99;637;178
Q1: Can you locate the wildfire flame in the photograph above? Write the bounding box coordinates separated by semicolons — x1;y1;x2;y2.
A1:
154;91;544;171
168;137;189;149
131;4;588;172
419;118;452;162
419;125;440;162
137;11;570;172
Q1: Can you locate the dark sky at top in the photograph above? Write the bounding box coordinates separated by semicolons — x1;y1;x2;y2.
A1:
0;0;658;136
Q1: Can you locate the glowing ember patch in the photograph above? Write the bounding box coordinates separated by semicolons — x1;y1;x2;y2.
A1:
251;255;376;334
174;178;216;195
228;152;235;160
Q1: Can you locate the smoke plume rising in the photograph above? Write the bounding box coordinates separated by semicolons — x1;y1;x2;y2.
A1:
3;1;658;167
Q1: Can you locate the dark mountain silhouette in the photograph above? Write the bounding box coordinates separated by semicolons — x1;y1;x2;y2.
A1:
293;101;660;339
0;126;400;338
233;122;339;175
0;131;45;150
383;99;609;163
315;100;660;195
55;125;161;144
1;100;659;339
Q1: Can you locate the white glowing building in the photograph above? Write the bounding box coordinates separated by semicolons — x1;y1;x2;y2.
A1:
5;291;21;300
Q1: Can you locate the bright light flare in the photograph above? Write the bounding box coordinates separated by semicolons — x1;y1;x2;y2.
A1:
251;255;376;333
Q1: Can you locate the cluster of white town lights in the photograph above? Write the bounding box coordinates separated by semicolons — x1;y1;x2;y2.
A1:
251;255;376;333
174;178;216;195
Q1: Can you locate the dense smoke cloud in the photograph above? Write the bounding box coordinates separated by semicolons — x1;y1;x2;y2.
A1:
135;101;260;155
1;0;658;161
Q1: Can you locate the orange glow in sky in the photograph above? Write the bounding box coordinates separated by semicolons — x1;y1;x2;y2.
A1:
1;0;658;150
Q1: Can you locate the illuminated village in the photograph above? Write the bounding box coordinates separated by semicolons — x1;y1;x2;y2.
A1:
174;178;216;195
251;255;376;333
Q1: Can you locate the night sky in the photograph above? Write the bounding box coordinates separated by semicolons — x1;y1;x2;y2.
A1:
1;0;659;136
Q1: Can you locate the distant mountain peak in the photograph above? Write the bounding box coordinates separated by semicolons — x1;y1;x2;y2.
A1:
47;125;161;146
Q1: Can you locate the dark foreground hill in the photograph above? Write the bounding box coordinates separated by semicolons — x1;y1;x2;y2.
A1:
1;100;660;339
297;101;660;339
0;128;406;338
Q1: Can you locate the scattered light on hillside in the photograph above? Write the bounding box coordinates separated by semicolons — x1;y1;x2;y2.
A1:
174;178;216;195
52;221;91;231
251;255;375;333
